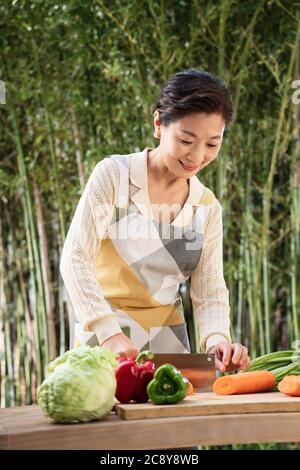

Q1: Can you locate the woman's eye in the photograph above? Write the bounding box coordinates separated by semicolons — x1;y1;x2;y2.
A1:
179;139;218;147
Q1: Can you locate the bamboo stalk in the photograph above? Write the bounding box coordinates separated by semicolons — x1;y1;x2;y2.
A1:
70;108;86;192
236;229;245;344
263;246;271;353
231;1;266;115
31;40;66;245
0;214;8;407
32;175;57;360
3;228;15;406
3;204;36;404
290;26;300;343
14;292;22;406
10;107;49;382
253;23;300;354
244;213;257;355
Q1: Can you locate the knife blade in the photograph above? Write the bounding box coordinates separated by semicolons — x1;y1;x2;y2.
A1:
152;353;216;392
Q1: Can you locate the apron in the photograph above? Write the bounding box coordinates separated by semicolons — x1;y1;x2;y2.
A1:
73;153;212;353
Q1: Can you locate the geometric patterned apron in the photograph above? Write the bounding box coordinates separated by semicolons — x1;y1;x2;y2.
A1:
73;152;214;353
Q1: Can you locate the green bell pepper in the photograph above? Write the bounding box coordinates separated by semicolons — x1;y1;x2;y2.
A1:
146;363;187;405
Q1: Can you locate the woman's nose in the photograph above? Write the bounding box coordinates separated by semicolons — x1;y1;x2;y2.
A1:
186;155;203;165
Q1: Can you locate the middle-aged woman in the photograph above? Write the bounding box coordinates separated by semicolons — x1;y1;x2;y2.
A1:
60;69;250;373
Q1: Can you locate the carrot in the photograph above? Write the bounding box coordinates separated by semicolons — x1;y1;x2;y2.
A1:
185;380;194;396
213;370;275;395
182;376;194;395
278;375;300;397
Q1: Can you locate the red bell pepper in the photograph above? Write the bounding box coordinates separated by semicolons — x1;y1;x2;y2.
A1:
115;351;155;404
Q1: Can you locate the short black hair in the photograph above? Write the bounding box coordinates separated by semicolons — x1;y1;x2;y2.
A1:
152;69;235;128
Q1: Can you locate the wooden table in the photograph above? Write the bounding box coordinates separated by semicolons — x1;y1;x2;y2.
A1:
1;392;300;450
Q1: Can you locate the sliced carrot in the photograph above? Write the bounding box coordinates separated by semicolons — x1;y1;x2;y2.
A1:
278;375;300;397
182;376;194;395
213;370;275;395
186;380;194;396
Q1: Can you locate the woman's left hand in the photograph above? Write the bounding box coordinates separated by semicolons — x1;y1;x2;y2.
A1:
207;342;250;372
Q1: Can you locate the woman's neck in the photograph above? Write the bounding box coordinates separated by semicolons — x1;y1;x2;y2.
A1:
147;147;188;192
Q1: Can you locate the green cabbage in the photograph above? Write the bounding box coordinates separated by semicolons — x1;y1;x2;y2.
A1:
37;345;117;424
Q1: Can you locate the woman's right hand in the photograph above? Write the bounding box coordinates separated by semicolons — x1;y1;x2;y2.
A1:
101;332;140;360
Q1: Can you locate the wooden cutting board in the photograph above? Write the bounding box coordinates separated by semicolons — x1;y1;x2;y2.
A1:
115;391;300;420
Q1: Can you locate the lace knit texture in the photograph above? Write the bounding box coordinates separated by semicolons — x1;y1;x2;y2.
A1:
60;156;232;352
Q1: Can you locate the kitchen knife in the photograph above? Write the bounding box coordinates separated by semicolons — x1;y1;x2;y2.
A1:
152;353;216;392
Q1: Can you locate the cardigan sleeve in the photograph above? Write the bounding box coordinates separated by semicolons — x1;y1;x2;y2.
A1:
59;157;122;345
190;197;232;353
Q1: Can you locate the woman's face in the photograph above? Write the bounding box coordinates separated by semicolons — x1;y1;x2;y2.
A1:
154;111;226;176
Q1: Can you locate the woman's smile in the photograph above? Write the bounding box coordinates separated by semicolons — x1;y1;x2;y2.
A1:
178;159;199;171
